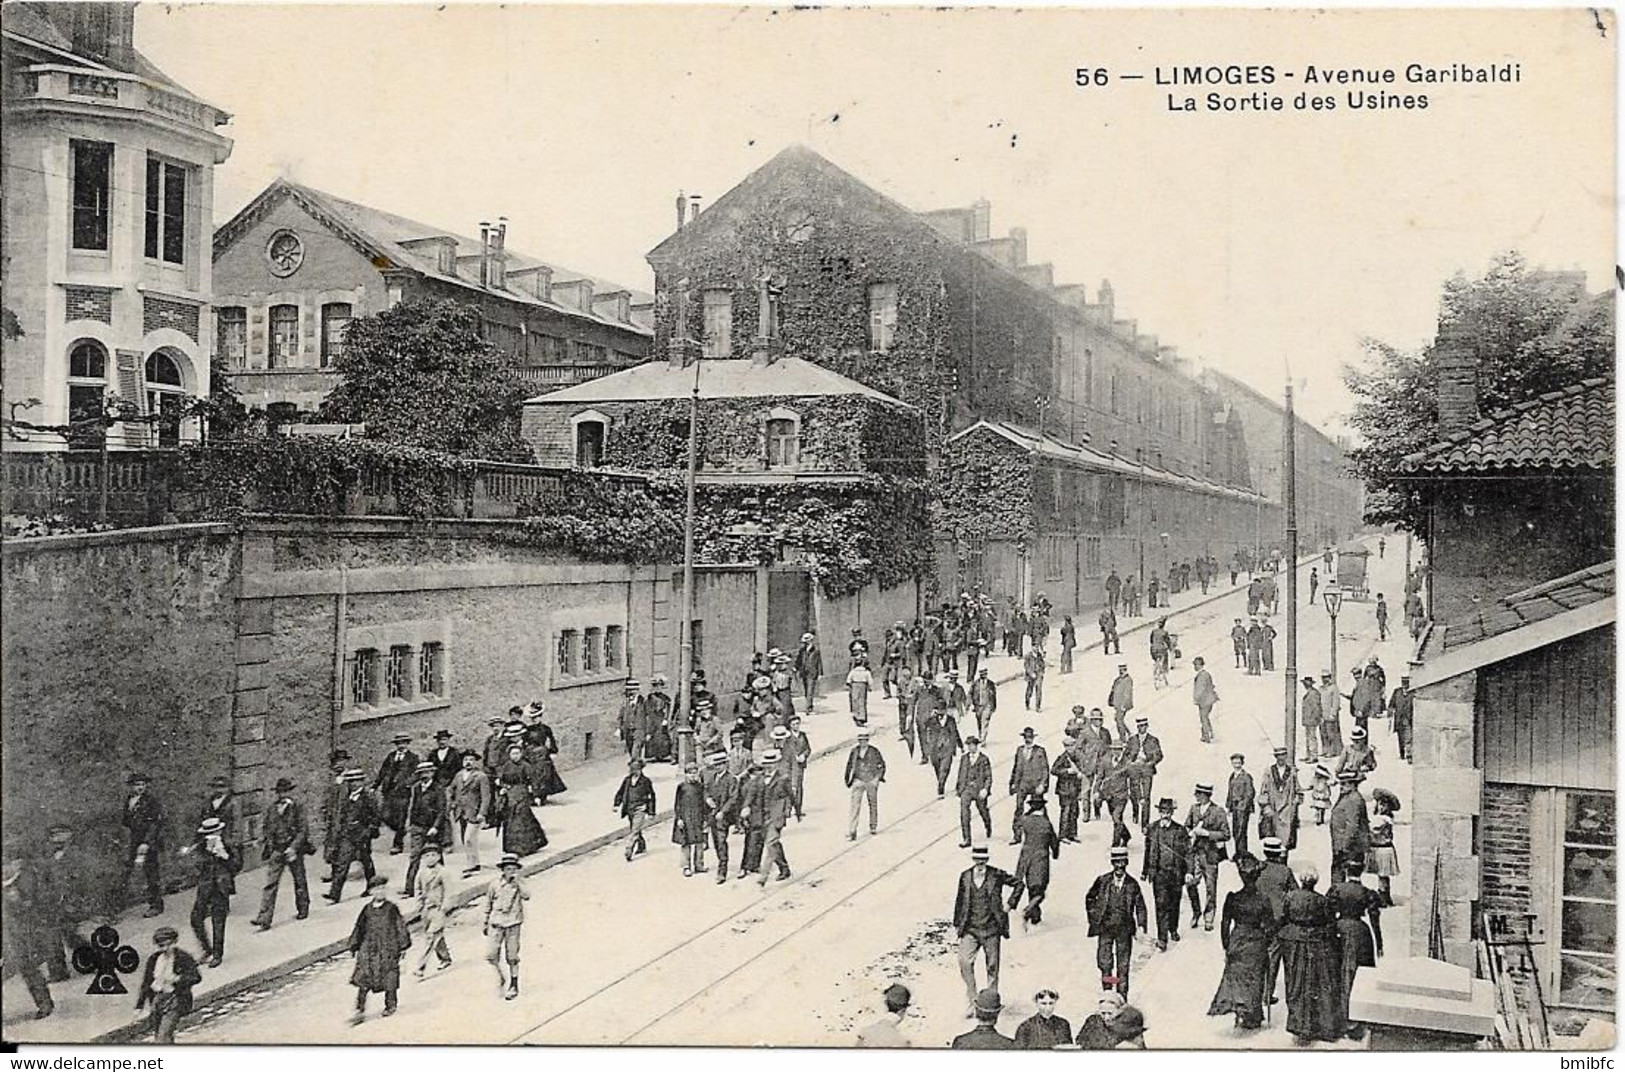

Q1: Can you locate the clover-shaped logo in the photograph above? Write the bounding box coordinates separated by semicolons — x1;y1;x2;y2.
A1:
72;924;140;995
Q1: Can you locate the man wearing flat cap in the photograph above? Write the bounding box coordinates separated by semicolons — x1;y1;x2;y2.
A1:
1086;846;1147;997
186;816;239;967
953;847;1018;1014
1226;753;1256;858
1185;782;1231;931
401;760;450;896
1330;769;1372;878
428;730;461;788
951;988;1015;1049
857;982;913;1047
136;925;201;1043
1007;728;1050;845
613;759;657;863
254;776;312;930
374;733;420;856
120;772;167;917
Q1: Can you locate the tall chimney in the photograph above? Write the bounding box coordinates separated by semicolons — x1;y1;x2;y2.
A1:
675;190;688;230
1434;317;1480;434
478;221;491;288
1008;227;1028;268
971;199;991;242
1098;279;1115;321
689;195;703;220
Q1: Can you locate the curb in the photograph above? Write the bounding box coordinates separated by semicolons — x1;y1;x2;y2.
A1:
84;561;1306;1042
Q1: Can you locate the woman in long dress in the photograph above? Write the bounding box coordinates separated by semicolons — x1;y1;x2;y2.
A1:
1208;852;1277;1030
1277;862;1346;1044
1326;859;1383;1039
846;657;873;726
495;744;548;858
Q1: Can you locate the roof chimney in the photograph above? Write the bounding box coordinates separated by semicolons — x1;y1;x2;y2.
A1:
1008;227;1028;268
478;221;491;288
1098;279;1115;321
971;199;991;242
1434;318;1480;434
689;194;703;220
675;190;688;230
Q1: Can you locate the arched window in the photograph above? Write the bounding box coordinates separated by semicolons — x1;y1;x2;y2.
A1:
765;407;800;468
66;340;108;447
145;349;187;447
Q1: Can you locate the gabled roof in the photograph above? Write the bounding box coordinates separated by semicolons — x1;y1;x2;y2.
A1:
1440;561;1614;653
1400;376;1614;474
522;357;916;409
948;419;1266;505
1411;560;1615;689
212;179;652;336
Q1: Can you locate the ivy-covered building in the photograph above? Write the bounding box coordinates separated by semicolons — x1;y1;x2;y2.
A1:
637;145;1359;610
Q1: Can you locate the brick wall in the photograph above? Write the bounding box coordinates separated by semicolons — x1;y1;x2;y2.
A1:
64;286;114;325
142;296;200;342
1480;781;1537;1004
1;525;240;909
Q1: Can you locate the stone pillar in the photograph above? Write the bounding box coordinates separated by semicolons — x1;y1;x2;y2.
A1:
1408;669;1482;968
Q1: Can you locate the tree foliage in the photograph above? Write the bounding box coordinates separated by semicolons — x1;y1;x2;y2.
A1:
1342;252;1614;533
319;299;532;460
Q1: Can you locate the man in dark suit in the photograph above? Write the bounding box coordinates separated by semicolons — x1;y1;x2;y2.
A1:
187;817;239;967
449;751;493;877
427;730;462;788
253;777;312;930
1123;718;1163;829
844;728;887;841
1185;782;1231;931
925;702;963;799
1226;753;1256;858
321;749;352;883
196;775;240;843
1140;797;1189;950
326;769;381;903
951;988;1015;1049
955;736;994;847
1086;846;1147;996
754;751;795;888
135;926;202;1044
1258;837;1299;1003
1330;770;1372;878
2;851;55;1019
614;759;657;862
1007;728;1050;845
120;772;166;916
401;761;450;896
702;750;740;884
374;733;420;855
952;845;1018;1012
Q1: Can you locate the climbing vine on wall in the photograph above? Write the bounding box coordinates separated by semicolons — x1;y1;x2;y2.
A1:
936;428;1034;548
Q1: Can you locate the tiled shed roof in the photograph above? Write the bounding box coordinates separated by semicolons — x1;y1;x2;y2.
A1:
1400;376;1614;474
1440;560;1615;652
522;357;915;408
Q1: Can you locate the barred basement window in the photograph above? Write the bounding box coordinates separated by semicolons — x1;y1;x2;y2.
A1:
583;627;603;673
605;626;624;669
418;642;446;697
386;645;414;700
352;648;380;706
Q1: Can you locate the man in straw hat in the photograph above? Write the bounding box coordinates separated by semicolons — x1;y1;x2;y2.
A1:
1329;769;1372;878
1257;836;1298;1004
702;749;741;884
844;727;887;841
952;845;1018;1014
1185;782;1231;932
484;853;528;1000
617;679;647;759
325;768;381;903
374;733;420;856
186;816;239;967
135;925;201;1043
1086;846;1146;997
253;776;312;930
751;750;794;888
951;988;1015;1049
1259;745;1300;850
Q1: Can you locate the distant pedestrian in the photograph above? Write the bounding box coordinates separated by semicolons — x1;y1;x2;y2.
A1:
321;749;353;884
449;752;492;877
786;715;812;821
1258;747;1300;851
135;926;201;1043
970;667;998;742
1230;618;1247;669
1375;594;1390;641
1108;664;1135;740
844;728;887;841
482;854;527;1001
1051;741;1085;843
1389;675;1414;762
952;988;1015;1048
1008;795;1060;927
1022;646;1046;711
1059;617;1076;674
672;764;710;878
1098;744;1133;846
348;876;411;1024
1226;754;1255;858
956;736;994;847
1245;618;1264;675
1098;607;1121;655
1262;618;1278;672
1014;988;1073;1048
925;703;964;798
1124;718;1163;829
1192;656;1218;743
1105;569;1122;615
1086;846;1147;996
1318;672;1345;757
702;750;740;884
1007;728;1050;843
857;983;913;1048
847;657;873;726
795;631;824;710
1308;568;1319;606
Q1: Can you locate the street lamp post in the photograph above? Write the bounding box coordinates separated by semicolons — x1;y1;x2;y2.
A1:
1322;587;1343;696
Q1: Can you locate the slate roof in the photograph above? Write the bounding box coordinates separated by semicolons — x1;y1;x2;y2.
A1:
950;419;1266;504
522;358;916;409
1440;561;1615;652
4;4;211;103
214;179;652;335
1400;376;1614;474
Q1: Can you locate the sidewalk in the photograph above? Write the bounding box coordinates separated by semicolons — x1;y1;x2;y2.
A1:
0;563;1273;1043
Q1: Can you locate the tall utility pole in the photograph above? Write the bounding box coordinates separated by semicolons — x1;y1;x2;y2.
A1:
1282;381;1299;760
674;276;701;767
